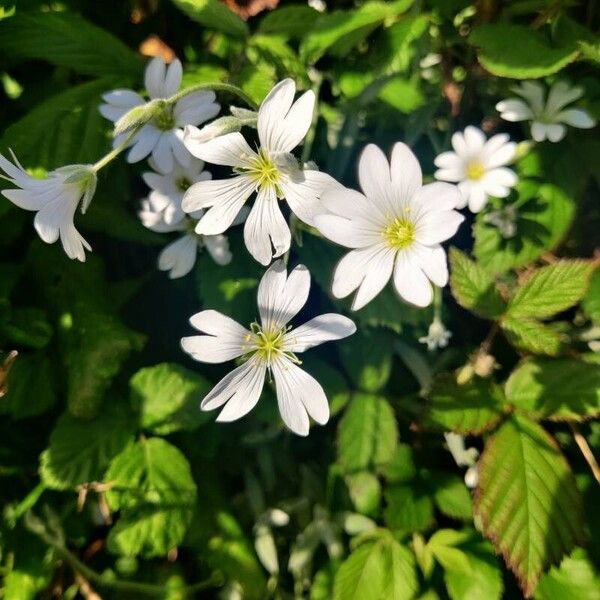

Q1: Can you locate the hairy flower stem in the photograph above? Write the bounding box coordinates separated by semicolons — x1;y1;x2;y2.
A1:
92;127;143;172
170;82;259;110
570;423;600;484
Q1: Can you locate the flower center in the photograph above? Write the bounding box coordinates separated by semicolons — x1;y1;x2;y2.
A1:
382;216;416;249
247;150;280;191
153;105;176;131
466;160;485;181
176;177;191;192
249;323;286;365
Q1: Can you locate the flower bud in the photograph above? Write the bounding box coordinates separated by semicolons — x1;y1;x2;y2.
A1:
114;98;167;136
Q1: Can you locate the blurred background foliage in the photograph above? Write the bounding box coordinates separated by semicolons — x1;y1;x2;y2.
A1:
0;0;599;598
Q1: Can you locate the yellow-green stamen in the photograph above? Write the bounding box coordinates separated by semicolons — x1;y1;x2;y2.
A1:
382;216;416;249
243;149;281;192
466;160;485;181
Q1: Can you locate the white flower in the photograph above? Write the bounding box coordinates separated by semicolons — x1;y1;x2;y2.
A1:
181;260;356;436
434;126;517;213
444;432;479;468
139;197;240;279
0;152;96;261
496;80;596;143
142;158;211;226
181;79;340;265
99;57;220;172
315;143;464;310
419;319;452;351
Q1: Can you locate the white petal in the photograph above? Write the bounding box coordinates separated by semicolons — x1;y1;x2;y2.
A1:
350;247;396;310
463;126;486;152
495;98;532;122
413;244;448;287
189;309;248;337
184;132;256;167
175;91;220;126
545;81;582;115
514;81;545;113
158;234;197;279
393;253;433;307
145;57;167;98
281;169;340;226
314;213;380;249
412;182;462;213
216;359;266;422
257;79;299;153
320;186;385;225
416;210;464;245
331;244;384;299
272;357;329;435
258;261;310;331
204;234;232;265
3;188;46;210
101;89;145;107
483;139;516;169
172;130;193;166
456;182;471;208
434;167;463;183
275;89;315;152
151;133;174;173
531;121;551;142
481;167;517;189
450;130;468;156
164;59;182;97
99;104;131;121
546;123;566;142
558;108;595;129
59;222;91;262
434;151;461;169
466;184;488;213
284;314;356;353
390;142;422;199
127;126;161;163
244;186;291;265
358;144;392;204
34;194;76;244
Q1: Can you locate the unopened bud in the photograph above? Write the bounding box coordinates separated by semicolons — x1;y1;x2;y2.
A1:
114;98;167;136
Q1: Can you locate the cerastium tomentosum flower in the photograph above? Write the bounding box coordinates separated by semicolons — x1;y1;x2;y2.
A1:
315;143;464;310
433;126;517;213
181;260;356;435
0;152;97;261
496;80;596;143
100;57;220;172
181;79;340;265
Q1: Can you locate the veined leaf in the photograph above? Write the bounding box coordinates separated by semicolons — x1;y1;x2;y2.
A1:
507;261;596;319
105;438;197;558
581;268;600;325
384;482;434;534
425;374;505;435
448;248;504;319
337;394;398;473
505;358;600;421
170;0;249;39
474;415;585;596
0;11;141;78
40;411;134;490
470;24;579;78
501;318;565;356
333;531;417;600
345;471;381;517
259;5;320;39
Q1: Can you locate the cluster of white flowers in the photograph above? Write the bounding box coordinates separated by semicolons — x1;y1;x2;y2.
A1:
0;57;596;435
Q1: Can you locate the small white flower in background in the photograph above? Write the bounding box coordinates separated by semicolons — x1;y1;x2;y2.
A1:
142;158;211;226
496;80;596;143
419;318;452;351
0;152;96;261
444;432;478;468
139;197;245;279
434;126;517;213
99;57;220;172
464;466;478;489
315;143;464;310
483;203;518;239
182;79;340;265
181;260;356;436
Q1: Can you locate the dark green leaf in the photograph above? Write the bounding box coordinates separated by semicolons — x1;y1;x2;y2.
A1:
169;0;248;38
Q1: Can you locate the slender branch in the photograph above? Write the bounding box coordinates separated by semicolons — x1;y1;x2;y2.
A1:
92;127;142;172
570;423;600;484
170;82;258;110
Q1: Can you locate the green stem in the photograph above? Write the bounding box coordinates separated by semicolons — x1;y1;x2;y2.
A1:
92;127;141;172
301;73;323;164
433;285;443;321
171;82;258;110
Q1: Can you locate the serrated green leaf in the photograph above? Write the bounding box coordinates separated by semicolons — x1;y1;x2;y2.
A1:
474;415;585;596
427;529;471;573
0;12;141;78
40;411;133;490
259;5;320;39
338;394;398;473
384;483;434;534
383;444;417;483
333;533;417;600
507;261;595;319
432;473;472;521
470;24;579;78
582;268;600;325
425;375;505;435
474;182;575;275
105;438;197;558
345;471;381;517
169;0;248;38
505;358;600;421
448;248;504;319
501;317;565;356
130;363;212;434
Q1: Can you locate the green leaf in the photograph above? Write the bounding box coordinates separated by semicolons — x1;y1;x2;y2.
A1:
425;375;505;435
1;308;52;349
337;394;398;473
444;538;503;600
258;5;320;39
535;549;600;600
333;532;418;600
432;473;473;521
474;182;575;275
345;471;381;517
384;483;435;534
501;318;565;356
0;353;56;419
40;411;134;490
130;363;212;435
301;0;413;63
507;261;595;319
0;12;140;78
505;358;600;421
427;529;471;573
582;268;600;325
170;0;248;39
474;415;585;596
578;41;600;65
1;78;116;170
383;444;417;483
470;24;579;78
105;438;197;558
448;248;504;319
